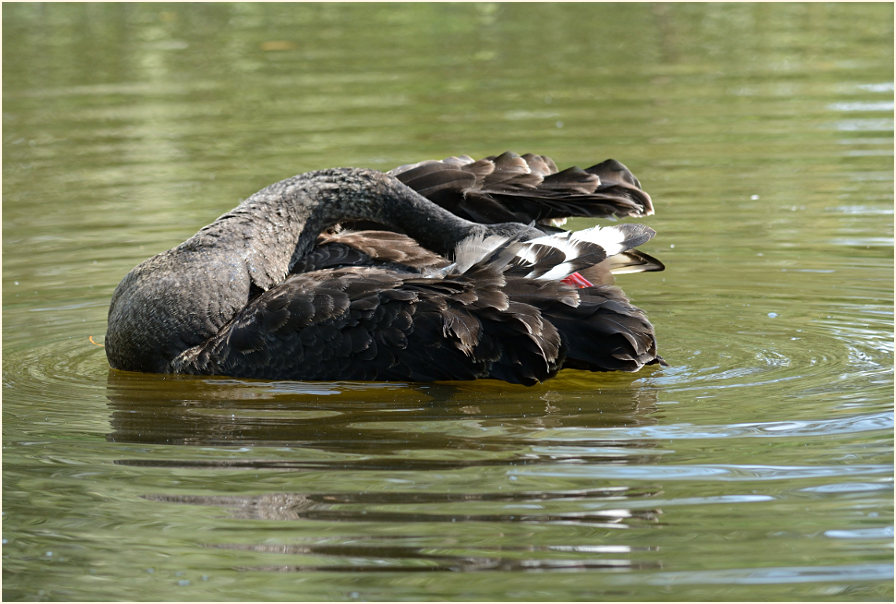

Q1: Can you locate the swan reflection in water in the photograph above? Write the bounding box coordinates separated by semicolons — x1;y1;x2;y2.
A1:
104;367;662;448
106;152;664;385
105;370;664;573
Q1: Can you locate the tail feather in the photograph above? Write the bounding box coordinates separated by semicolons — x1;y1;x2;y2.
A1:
452;225;664;373
537;286;663;372
499;278;663;372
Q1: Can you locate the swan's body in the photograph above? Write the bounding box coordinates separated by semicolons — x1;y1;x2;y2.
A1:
106;152;663;385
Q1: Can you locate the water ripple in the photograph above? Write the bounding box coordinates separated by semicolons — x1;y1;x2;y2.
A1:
516;463;892;482
635;563;894;586
528;411;893;442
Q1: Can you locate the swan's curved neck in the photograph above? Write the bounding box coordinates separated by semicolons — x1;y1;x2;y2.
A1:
200;168;482;289
106;168;486;373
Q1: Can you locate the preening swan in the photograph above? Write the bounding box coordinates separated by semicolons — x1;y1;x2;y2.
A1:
106;152;664;385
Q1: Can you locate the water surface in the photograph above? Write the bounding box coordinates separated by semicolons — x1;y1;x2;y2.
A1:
3;3;893;601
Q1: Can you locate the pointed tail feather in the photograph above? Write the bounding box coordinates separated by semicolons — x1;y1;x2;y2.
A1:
539;286;664;372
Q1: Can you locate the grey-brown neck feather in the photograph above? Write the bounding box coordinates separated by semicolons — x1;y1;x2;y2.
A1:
198;168;485;289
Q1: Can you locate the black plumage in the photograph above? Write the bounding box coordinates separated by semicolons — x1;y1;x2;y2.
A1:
106;152;664;384
387;152;654;224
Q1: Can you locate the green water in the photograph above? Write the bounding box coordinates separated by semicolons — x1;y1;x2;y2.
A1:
3;3;893;601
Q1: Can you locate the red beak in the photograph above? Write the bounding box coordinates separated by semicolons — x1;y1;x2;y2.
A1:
561;271;594;288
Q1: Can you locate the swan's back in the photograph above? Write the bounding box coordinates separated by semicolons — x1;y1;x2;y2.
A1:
172;225;661;384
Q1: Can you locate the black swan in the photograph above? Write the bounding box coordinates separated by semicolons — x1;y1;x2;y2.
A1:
106;152;664;385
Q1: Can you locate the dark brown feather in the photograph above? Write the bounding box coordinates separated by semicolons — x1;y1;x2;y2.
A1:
389;151;654;224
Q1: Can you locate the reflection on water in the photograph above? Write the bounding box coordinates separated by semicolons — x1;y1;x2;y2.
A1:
3;2;893;601
104;370;660;449
106;370;665;575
